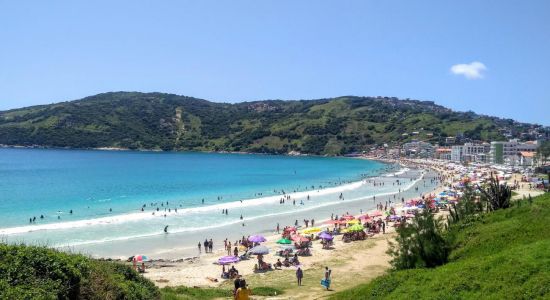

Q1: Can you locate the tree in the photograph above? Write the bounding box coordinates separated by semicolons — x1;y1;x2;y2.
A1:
388;208;450;269
536;141;550;166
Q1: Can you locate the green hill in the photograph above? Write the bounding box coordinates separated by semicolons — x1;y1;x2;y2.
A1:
0;92;540;155
0;244;160;299
331;193;550;300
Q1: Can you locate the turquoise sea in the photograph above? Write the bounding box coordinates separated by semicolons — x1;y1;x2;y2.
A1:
0;148;436;258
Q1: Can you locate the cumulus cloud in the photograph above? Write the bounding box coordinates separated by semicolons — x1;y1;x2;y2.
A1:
450;61;487;79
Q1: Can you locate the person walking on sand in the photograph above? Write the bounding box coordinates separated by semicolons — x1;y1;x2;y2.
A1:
198;242;202;253
321;266;332;290
296;267;304;286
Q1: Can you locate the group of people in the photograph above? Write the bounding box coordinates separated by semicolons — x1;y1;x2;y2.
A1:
199;238;214;253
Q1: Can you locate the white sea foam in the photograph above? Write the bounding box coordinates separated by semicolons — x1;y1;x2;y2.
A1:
1;167;422;239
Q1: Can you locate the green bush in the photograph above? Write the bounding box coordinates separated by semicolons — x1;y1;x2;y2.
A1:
0;244;160;300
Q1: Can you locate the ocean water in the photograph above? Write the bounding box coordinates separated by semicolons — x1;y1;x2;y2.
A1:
0;148;437;258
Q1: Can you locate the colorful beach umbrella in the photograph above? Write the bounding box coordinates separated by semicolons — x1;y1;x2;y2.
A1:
276;238;292;244
291;234;310;242
249;245;270;255
132;255;149;262
318;232;333;240
357;215;371;220
348;224;365;232
370;211;383;217
218;255;240;265
346;219;360;225
248;235;267;243
302;227;321;234
341;215;355;220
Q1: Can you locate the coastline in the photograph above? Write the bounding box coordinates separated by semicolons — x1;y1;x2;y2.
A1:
140;166;445;288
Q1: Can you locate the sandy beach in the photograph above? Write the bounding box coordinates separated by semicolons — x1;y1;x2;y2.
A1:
141;160;447;291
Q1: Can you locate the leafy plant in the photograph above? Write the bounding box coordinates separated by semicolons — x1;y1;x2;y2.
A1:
388;208;450;269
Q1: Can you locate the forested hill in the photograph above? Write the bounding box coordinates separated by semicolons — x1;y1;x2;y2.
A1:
0;92;538;155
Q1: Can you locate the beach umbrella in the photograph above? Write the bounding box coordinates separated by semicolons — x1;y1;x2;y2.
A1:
276;238;292;244
249;245;270;255
218;255;240;265
318;232;333;240
341;215;355;220
291;234;310;242
248;235;267;243
302;227;321;234
346;219;360;225
348;224;365;232
357;215;371;221
370;211;383;217
284;227;297;233
132;255;149;262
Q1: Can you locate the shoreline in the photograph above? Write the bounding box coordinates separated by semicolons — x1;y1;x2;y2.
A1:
140;167;445;288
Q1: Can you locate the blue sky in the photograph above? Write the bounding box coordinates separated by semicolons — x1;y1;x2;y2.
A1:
1;1;549;125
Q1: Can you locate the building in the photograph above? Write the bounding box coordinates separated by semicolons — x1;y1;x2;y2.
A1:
435;148;452;160
518;151;535;167
489;140;539;165
402;141;435;158
450;143;490;162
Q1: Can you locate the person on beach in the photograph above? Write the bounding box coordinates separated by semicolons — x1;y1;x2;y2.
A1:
198;242;202;253
235;278;251;300
164;225;168;233
276;223;280;234
321;266;332;290
296;267;304;286
204;239;209;253
209;239;213;252
311;219;315;227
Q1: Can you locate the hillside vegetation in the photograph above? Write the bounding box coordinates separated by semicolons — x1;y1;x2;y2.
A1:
332;193;550;299
0;92;538;155
0;244;160;299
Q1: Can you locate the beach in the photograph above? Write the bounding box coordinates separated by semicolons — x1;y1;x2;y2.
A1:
139;164;444;290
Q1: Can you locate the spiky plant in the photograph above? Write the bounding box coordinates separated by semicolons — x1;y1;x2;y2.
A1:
477;173;512;211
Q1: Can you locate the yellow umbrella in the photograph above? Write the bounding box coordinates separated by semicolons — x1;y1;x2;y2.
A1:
346;219;360;225
302;227;321;234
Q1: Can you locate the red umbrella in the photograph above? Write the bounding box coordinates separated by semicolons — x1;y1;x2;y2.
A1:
357;214;371;220
341;215;355;220
325;220;344;225
291;234;310;242
370;211;383;217
284;227;297;233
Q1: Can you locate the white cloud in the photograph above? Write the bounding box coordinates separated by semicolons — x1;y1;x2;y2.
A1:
450;61;487;79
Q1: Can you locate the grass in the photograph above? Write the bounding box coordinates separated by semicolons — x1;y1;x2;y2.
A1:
331;193;550;300
0;243;160;299
160;285;283;299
